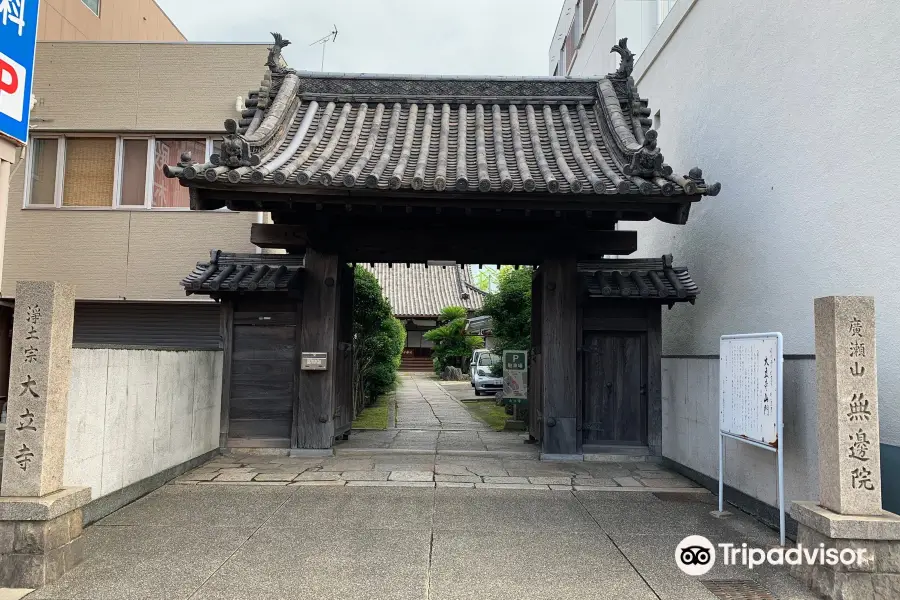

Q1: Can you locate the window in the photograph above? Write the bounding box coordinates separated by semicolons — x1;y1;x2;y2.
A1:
120;139;149;206
28;139;58;205
81;0;100;16
152;139;206;208
583;0;596;28
62;138;115;207
26;135;212;209
478;354;500;367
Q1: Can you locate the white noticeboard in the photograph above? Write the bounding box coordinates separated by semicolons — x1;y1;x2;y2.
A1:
718;333;785;546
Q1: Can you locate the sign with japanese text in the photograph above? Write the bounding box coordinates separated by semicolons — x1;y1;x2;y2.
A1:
502;350;527;404
0;0;40;145
301;352;327;371
719;334;782;446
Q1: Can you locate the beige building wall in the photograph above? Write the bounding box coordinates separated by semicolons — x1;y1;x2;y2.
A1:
3;42;272;300
38;0;185;42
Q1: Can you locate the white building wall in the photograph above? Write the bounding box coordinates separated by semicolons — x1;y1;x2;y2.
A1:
615;0;900;508
549;0;675;76
63;348;222;499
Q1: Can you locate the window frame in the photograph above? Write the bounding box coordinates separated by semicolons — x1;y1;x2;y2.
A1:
81;0;101;17
24;134;214;211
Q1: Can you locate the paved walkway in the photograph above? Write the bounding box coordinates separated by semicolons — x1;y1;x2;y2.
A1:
28;479;817;600
340;373;535;455
167;452;707;491
395;373;490;431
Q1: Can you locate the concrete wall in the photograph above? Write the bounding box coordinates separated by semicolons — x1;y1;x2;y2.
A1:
2;209;259;300
38;0;185;42
63;348;222;500
30;42;269;133
614;0;900;511
663;357;819;510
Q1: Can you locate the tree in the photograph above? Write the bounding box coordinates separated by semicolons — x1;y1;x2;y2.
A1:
424;306;483;374
480;267;533;375
352;267;405;414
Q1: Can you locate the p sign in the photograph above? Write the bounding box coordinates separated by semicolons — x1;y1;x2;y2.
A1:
0;0;40;145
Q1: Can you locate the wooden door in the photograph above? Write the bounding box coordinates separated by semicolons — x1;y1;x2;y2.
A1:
582;332;647;446
228;307;298;447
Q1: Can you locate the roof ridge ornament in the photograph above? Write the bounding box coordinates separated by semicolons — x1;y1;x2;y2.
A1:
609;38;634;80
687;167;722;196
213;119;261;169
266;32;292;74
623;129;669;178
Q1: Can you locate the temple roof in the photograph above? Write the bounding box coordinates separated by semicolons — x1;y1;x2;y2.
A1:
182;250;305;295
578;255;698;303
363;263;484;318
165;36;720;203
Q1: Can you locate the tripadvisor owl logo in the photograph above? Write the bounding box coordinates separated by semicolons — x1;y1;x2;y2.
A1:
675;535;869;576
675;535;716;576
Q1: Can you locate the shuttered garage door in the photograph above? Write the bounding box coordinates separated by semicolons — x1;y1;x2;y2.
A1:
73;302;222;350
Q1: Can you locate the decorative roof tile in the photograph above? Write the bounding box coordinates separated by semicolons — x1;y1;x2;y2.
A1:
165;35;720;200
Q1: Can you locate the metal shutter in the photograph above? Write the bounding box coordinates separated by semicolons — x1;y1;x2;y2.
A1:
73;302;222;350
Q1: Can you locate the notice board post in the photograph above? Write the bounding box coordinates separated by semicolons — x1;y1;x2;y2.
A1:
717;332;785;546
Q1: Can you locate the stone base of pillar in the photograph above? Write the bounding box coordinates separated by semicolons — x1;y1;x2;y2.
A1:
0;487;91;588
791;501;900;599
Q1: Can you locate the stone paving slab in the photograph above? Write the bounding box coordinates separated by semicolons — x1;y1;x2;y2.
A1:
33;475;812;600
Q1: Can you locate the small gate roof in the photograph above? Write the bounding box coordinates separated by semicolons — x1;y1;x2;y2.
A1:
182;250;305;295
579;255;699;303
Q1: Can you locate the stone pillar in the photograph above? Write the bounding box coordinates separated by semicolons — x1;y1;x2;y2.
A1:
815;296;881;515
791;296;900;599
540;255;578;458
0;281;90;588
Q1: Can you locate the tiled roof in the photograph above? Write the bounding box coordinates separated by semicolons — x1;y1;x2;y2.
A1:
578;255;698;302
364;263;484;318
182;250;305;295
164;36;720;200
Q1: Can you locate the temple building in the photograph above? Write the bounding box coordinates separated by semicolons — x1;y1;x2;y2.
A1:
364;263;484;371
166;34;718;456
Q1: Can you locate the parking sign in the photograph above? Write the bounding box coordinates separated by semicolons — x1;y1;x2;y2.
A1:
0;0;40;145
502;350;528;403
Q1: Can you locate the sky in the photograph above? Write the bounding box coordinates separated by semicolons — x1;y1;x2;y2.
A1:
155;0;563;76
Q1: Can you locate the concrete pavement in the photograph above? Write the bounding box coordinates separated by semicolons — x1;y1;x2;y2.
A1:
26;482;818;600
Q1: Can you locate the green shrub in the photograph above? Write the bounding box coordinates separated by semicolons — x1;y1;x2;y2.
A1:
424;305;483;374
481;267;533;376
353;267;405;413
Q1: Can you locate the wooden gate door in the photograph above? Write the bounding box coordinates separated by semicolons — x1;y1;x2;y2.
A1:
581;331;647;448
227;303;298;447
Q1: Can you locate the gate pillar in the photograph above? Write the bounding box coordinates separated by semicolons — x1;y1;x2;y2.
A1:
296;249;343;449
540;255;579;456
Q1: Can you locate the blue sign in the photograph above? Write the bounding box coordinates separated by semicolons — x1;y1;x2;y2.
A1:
0;0;40;145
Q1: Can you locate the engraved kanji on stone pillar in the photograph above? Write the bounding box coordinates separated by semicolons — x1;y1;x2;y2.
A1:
814;296;882;516
1;281;75;498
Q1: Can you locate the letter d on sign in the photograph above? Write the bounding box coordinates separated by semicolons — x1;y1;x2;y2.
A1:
0;58;18;96
0;52;25;122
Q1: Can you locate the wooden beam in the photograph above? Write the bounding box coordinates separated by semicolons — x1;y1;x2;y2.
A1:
541;255;579;455
219;300;234;448
297;249;340;449
250;222;638;261
646;306;662;456
251;223;310;249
